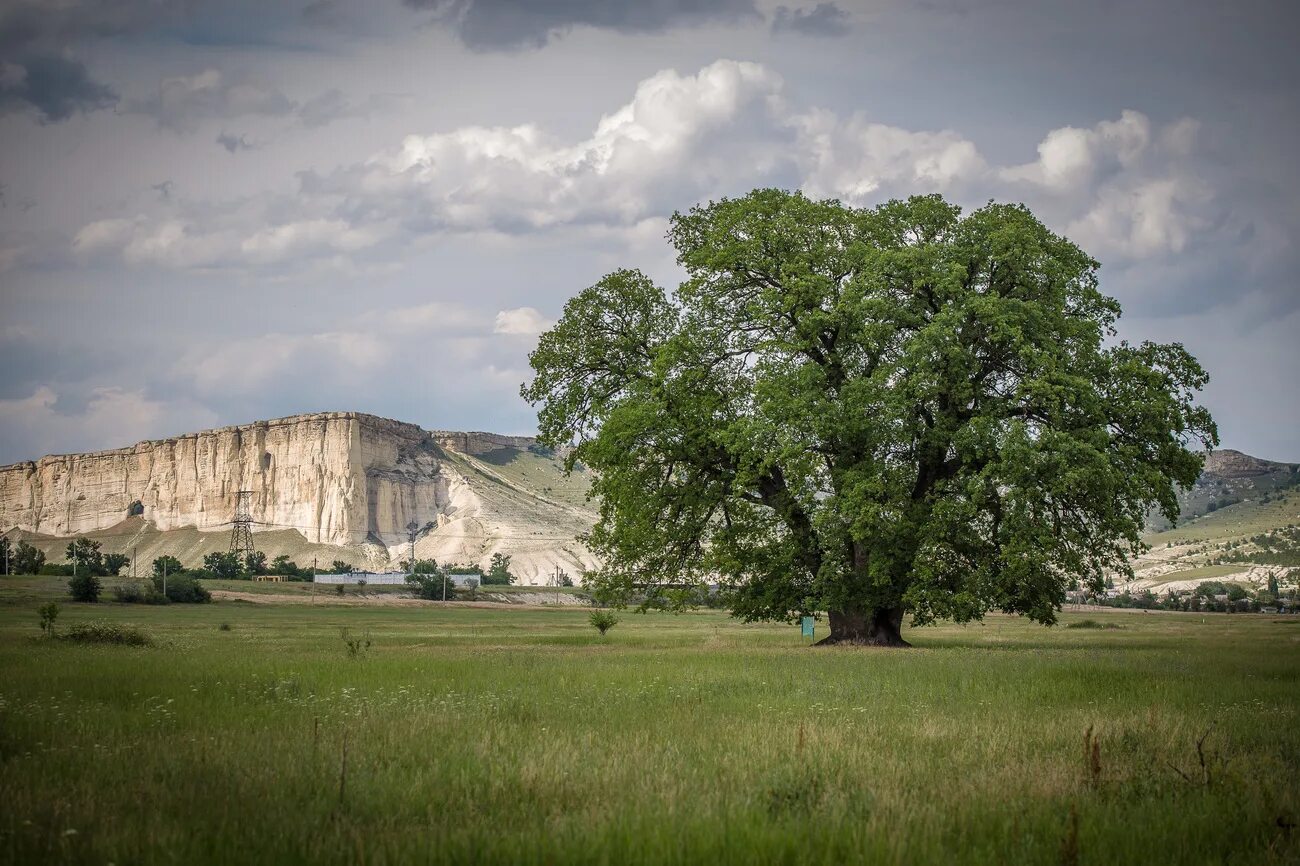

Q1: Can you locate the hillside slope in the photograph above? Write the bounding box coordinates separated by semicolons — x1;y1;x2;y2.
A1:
0;413;597;584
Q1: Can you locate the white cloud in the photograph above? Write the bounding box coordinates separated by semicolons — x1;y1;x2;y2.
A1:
792;107;985;203
494;307;554;335
68;67;1238;274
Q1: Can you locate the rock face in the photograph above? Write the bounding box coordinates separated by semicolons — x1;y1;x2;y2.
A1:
0;412;598;583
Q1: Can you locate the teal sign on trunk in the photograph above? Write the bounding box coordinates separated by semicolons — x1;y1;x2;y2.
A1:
801;616;815;639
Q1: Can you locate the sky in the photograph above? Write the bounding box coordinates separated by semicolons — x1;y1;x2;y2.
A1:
0;0;1297;464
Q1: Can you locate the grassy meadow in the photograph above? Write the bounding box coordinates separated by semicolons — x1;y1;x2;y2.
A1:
1;576;1298;865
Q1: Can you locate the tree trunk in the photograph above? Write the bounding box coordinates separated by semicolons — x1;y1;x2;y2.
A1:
816;606;910;647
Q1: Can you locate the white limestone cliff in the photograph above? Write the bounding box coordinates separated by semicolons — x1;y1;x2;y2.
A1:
0;412;597;583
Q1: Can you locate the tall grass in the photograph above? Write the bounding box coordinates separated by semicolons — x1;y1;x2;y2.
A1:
0;578;1297;864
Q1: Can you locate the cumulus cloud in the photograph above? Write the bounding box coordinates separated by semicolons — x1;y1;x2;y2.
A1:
771;3;850;37
404;0;760;51
0;54;116;122
494;307;553;335
1000;111;1225;259
63;63;1241;277
793;108;986;203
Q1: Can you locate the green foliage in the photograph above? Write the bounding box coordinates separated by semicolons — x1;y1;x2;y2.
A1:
406;570;454;601
245;551;268;575
406;558;441;574
68;571;102;603
61;621;153;646
151;572;212;604
340;627;371;659
37;601;59;637
589;610;619;635
1065;619;1122;630
10;540;45;575
483;552;515;586
113;583;167;604
524;190;1217;640
152;555;183;578
66;537;106;575
330;560;352;574
103;552;131;576
0;599;1297;864
203;552;245;580
0;535;10;575
270;555;304;578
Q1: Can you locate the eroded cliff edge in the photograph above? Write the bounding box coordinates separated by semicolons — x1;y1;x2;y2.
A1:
0;412;597;582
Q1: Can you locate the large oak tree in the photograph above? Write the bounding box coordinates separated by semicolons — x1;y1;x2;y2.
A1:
523;191;1216;645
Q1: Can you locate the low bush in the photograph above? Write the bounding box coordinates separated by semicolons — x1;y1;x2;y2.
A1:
113;583;168;605
150;572;212;604
61;621;153;646
590;610;620;636
1066;619;1123;630
68;572;102;603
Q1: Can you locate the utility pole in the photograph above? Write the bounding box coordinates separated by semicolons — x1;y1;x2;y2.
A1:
406;521;419;573
163;558;167;599
132;546;137;579
554;564;561;605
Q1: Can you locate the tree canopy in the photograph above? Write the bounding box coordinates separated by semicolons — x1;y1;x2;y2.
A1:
524;190;1216;645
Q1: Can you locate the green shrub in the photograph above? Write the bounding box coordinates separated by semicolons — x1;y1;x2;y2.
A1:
37;602;59;637
218;622;232;632
1066;619;1123;630
340;627;371;659
113;583;168;604
61;621;153;646
150;572;212;604
68;572;102;603
590;610;620;636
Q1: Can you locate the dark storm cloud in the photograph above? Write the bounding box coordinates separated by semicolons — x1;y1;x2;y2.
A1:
0;54;117;122
771;3;850;37
403;0;760;50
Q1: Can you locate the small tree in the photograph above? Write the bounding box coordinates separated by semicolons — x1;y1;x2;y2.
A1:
12;541;45;575
483;552;515;586
245;551;268;575
0;536;10;575
406;569;454;601
331;560;353;574
68;571;102;603
38;601;59;636
203;551;244;579
589;610;619;636
103;553;130;576
66;537;105;575
152;555;183;578
270;555;301;578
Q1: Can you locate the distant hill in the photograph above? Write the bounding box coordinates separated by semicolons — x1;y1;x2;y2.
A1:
0;412;597;584
1147;449;1300;532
